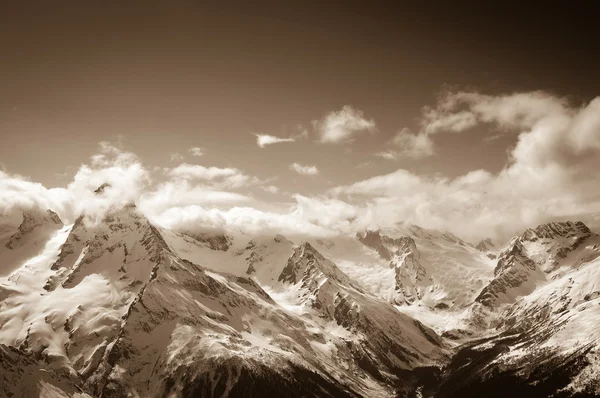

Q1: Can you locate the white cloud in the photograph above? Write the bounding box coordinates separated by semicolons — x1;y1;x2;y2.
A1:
255;134;295;148
3;91;599;244
0;170;70;217
291;126;309;139
168;163;239;180
261;185;280;194
374;151;398;161
188;147;205;157
165;163;262;189
374;128;434;161
329;92;600;242
65;142;152;224
313;105;376;144
139;180;253;217
148;194;365;239
289;163;319;175
169;152;184;162
482;133;504;143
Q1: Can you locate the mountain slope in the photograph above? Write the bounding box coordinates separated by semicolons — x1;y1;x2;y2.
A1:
0;344;91;398
476;221;600;307
276;242;448;394
437;222;600;396
0;209;64;277
88;240;435;397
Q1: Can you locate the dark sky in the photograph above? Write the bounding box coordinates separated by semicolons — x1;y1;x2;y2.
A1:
1;1;598;190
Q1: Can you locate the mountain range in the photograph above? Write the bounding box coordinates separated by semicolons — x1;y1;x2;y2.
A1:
1;202;600;397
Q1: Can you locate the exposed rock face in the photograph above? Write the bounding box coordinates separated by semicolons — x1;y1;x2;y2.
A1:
390;237;431;304
475;238;495;252
356;230;402;260
0;344;91;397
185;232;232;251
93;183;111;195
357;230;432;304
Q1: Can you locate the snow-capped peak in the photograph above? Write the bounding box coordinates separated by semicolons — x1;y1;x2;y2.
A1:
4;209;63;249
476;220;600;307
278;242;354;287
521;220;591;242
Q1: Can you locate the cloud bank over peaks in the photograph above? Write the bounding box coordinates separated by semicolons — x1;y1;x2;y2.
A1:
331;91;600;241
1;90;599;244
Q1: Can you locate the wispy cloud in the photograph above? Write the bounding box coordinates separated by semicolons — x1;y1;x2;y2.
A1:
188;147;204;157
313;105;376;144
255;134;296;148
374;128;434;160
169;152;184;162
289;163;319;175
166;163;260;189
374;151;398;161
356;161;374;169
261;185;280;194
482;133;504;144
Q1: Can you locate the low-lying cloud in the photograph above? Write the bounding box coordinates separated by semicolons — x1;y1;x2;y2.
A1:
1;90;599;244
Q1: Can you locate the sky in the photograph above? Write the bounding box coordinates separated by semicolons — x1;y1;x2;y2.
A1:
1;2;600;243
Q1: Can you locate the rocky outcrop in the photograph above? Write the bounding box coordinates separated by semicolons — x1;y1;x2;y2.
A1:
475;238;495;252
186;232;232;251
357;230;432;304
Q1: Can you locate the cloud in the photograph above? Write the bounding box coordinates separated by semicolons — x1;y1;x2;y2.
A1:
168;163;238;180
169;152;184;162
373;90;576;160
356;161;374;169
291;126;309;139
188;147;204;157
3;90;599;244
255;134;295;148
422;91;600;170
0;170;70;217
313;105;376;144
329;91;600;242
374;128;434;161
374;151;398;161
149;194;365;238
166;163;261;189
261;185;280;194
289;163;319;175
65;142;152;223
139;180;253;218
482;133;504;144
